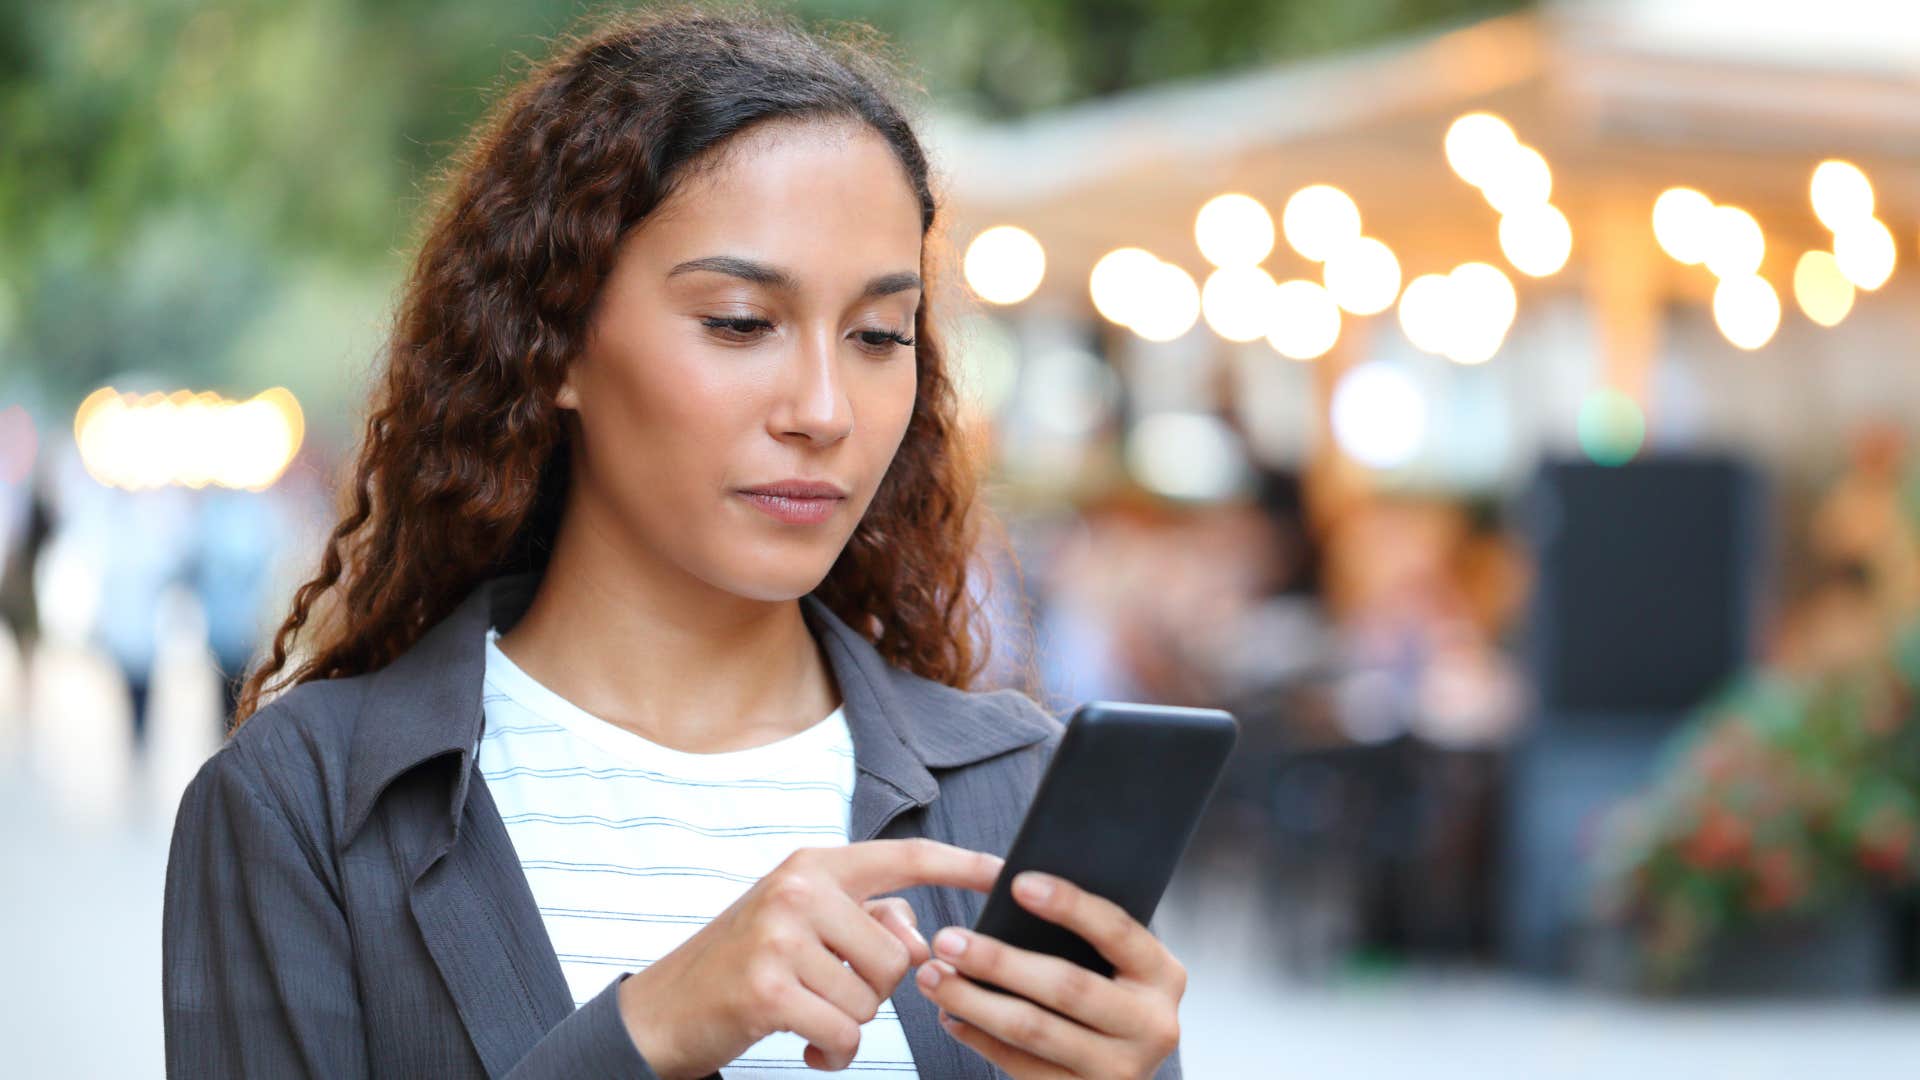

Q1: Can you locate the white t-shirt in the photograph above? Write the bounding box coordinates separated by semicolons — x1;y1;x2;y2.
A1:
474;626;919;1078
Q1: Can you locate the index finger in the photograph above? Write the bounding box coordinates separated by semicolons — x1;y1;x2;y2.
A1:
827;838;1004;900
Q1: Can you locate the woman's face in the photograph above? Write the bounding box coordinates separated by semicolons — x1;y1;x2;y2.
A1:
557;117;924;604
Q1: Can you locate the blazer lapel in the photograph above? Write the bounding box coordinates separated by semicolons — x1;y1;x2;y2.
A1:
398;751;577;1078
801;595;1026;1079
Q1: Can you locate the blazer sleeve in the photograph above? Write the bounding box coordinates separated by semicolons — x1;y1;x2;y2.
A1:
162;743;370;1078
503;972;674;1079
163;739;671;1079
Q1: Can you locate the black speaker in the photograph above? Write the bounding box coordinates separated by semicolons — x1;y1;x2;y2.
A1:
1522;456;1766;717
1501;456;1769;974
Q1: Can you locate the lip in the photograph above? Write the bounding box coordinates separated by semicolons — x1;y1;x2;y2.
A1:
737;480;849;499
735;479;848;525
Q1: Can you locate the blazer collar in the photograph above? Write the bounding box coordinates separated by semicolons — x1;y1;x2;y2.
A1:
342;569;1051;845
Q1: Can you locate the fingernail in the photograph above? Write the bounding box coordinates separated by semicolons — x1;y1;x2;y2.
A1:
1015;871;1055;902
918;962;942;988
933;927;968;958
908;923;928;948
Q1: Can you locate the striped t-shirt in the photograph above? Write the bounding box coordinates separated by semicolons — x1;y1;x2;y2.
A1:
473;626;920;1077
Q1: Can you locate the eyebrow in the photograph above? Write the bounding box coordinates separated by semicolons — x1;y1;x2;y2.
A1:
666;254;921;300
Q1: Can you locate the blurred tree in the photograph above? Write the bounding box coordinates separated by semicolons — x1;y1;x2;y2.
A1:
0;0;1528;414
798;0;1530;117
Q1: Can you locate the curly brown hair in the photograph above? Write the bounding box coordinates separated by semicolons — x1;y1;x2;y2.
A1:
233;3;1017;728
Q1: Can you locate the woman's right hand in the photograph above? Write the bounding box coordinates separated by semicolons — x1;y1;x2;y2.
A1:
615;837;1005;1078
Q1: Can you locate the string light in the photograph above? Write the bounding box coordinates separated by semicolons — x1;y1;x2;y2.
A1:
1265;280;1342;361
1444;113;1520;190
1793;250;1855;327
1653;188;1716;266
1712;274;1781;351
1321;237;1402;315
1809;160;1875;232
1833;218;1896;291
1282;185;1362;262
1499;203;1572;277
963;225;1046;305
1090;247;1163;326
1194;193;1276;268
1129;260;1201;342
1481;145;1553;215
1200;265;1280;343
1703;206;1765;279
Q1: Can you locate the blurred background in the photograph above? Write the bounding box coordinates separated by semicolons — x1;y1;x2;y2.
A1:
5;0;1920;1075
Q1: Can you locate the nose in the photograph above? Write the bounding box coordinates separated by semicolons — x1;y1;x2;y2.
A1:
771;326;854;445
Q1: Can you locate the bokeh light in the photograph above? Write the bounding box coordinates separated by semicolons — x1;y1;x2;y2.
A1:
1201;265;1281;342
1480;144;1553;214
1810;159;1875;232
1125;411;1246;501
1396;265;1518;364
1397;273;1456;355
1194;193;1276;268
73;386;304;491
1792;250;1855;327
1499;203;1572;277
1703;205;1765;279
1089;247;1163;326
1282;184;1362;262
1711;274;1781;351
1578;389;1646;466
1446;262;1517;365
1833;218;1896;290
963;224;1046;305
1444;112;1519;190
1652;187;1716;266
1332;361;1426;469
1265;279;1342;361
1129;260;1202;342
1322;236;1403;315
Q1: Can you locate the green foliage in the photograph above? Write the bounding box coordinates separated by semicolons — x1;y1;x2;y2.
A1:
0;0;1529;412
1593;620;1920;985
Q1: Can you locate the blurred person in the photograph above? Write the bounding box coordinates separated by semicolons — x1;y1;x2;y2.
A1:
1773;560;1886;678
1030;507;1150;708
188;485;294;730
1811;423;1918;626
0;471;54;664
91;484;195;747
1322;498;1522;746
162;8;1186;1080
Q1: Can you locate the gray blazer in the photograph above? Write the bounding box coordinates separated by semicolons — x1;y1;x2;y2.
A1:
162;569;1184;1078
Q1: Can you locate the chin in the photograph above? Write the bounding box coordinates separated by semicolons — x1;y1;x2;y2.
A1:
706;550;839;604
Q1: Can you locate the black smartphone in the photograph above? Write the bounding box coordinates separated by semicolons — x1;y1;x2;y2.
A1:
969;700;1239;985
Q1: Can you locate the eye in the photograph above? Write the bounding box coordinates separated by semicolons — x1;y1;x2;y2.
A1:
701;315;774;342
855;327;916;355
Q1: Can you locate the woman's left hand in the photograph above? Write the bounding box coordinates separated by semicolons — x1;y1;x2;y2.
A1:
914;870;1184;1079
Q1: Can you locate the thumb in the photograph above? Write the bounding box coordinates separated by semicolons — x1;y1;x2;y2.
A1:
863;897;930;965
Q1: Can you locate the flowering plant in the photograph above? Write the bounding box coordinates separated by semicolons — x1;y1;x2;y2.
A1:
1593;621;1920;983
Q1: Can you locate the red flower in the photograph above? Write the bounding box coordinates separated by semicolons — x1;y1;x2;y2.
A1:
1746;848;1805;912
1682;807;1750;870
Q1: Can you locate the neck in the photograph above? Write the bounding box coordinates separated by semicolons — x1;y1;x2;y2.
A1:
492;484;839;754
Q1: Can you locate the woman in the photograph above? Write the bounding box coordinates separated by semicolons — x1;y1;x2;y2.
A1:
161;6;1187;1079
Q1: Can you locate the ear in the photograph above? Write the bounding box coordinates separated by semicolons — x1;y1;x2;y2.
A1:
555;367;580;411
